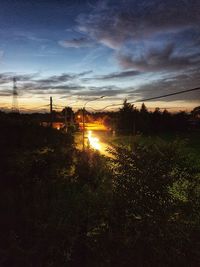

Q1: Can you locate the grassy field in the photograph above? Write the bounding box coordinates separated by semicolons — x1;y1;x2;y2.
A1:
107;131;200;157
74;130;200;160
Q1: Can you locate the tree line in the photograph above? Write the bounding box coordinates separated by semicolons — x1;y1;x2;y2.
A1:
104;101;199;135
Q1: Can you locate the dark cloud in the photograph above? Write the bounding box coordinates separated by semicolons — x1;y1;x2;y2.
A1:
59;37;94;48
76;0;200;49
0;73;10;84
21;83;127;97
78;70;93;76
56;0;200;79
13;76;125;97
0;90;12;96
19;83;127;98
2;71;92;84
37;74;75;84
36;71;92;85
73;85;125;97
128;69;200;102
21;82;86;94
0;71;92;90
1;67;199;105
0;72;38;84
117;43;200;71
88;70;142;80
0;71;93;98
16;73;39;81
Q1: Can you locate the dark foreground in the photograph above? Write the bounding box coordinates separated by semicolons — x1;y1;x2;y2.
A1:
0;115;200;267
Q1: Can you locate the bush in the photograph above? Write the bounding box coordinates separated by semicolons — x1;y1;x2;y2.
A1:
108;141;200;266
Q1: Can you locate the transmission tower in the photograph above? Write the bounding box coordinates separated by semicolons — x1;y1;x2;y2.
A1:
12;77;19;113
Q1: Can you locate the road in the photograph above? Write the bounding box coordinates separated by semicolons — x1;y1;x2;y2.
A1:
75;123;113;157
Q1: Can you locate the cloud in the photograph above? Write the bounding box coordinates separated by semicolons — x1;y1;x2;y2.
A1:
0;71;93;98
75;0;200;49
21;82;125;97
13;31;49;43
17;67;200;103
22;83;85;93
0;72;39;85
36;71;92;85
128;69;200;102
1;68;199;105
117;43;200;71
78;70;93;76
0;90;12;96
19;79;128;98
59;37;93;48
56;0;200;79
37;74;76;84
88;70;142;80
72;85;125;97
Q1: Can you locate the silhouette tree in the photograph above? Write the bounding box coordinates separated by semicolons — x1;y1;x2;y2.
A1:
62;106;75;132
139;103;150;133
192;106;200;118
140;103;148;114
117;99;137;135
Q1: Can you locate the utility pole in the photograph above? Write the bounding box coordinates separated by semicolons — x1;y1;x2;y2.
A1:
64;108;67;131
64;108;68;133
133;112;136;135
82;108;85;150
50;96;53;127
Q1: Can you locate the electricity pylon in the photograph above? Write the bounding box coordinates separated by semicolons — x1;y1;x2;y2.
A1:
12;77;19;113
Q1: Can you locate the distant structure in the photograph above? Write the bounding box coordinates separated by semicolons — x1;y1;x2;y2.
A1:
12;77;19;113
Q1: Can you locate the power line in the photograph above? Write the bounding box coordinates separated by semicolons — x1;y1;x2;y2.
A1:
95;86;200;112
55;87;198;111
130;86;200;103
3;86;199;113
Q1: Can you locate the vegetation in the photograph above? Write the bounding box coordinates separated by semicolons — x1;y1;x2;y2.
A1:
109;142;200;266
115;100;199;135
0;112;200;266
107;132;200;158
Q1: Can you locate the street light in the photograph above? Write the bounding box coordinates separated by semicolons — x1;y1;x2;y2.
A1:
82;96;105;150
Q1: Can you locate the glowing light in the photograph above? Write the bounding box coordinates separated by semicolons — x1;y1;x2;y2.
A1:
88;131;101;150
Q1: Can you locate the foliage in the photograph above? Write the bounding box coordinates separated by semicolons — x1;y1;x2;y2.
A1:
115;101;196;135
192;106;200;118
108;141;200;266
117;99;138;134
0;114;200;266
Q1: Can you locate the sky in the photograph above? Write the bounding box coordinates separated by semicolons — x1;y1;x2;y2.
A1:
0;0;200;112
